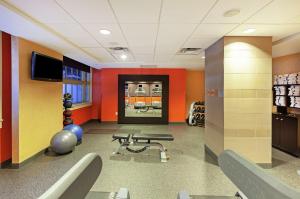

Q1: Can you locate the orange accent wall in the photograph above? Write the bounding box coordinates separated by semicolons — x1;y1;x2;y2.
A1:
186;70;205;116
72;68;102;124
98;68;186;122
0;32;12;164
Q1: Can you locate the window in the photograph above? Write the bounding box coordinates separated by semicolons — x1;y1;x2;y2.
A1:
63;66;91;104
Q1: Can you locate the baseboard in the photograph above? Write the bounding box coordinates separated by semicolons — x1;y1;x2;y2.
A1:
0;158;12;168
10;147;47;169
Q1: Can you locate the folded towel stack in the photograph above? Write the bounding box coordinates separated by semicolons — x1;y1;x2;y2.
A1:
274;75;288;85
290;96;300;108
287;73;298;84
275;96;286;106
274;86;286;95
288;85;300;96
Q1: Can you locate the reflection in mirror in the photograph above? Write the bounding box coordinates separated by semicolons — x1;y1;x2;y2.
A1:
125;81;162;117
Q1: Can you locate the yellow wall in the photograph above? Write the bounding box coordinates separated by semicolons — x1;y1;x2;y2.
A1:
17;38;63;163
186;70;205;117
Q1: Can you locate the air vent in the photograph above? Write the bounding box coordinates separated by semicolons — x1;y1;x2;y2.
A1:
177;48;202;55
109;47;129;52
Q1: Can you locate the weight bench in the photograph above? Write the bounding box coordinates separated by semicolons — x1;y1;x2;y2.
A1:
112;133;174;162
39;153;130;199
178;150;300;199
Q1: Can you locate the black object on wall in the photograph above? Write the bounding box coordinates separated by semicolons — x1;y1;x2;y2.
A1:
118;75;169;124
31;52;63;82
63;56;90;73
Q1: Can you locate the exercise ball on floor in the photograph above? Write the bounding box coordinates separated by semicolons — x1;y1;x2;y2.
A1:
50;130;77;155
63;124;83;143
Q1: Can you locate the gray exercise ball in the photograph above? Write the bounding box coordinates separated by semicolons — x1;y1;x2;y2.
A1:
50;130;77;155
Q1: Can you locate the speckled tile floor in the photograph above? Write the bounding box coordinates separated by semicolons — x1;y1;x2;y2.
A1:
0;122;300;199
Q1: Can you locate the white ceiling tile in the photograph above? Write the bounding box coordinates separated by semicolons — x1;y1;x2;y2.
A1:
130;46;155;54
183;37;220;49
203;0;272;23
46;23;99;47
247;0;300;24
134;54;154;62
83;47;115;62
110;0;161;23
193;24;238;37
228;24;300;41
154;54;174;62
82;23;127;47
156;24;197;54
121;23;158;46
6;0;75;23
160;0;216;23
56;0;116;23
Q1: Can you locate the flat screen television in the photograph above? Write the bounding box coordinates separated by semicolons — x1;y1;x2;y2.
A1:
31;52;63;82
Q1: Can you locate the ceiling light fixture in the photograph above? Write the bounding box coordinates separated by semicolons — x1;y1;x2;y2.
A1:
99;29;111;35
202;56;205;59
243;28;256;34
120;54;127;60
223;9;240;17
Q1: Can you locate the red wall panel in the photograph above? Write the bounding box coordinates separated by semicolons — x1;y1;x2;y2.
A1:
1;32;12;163
98;68;186;122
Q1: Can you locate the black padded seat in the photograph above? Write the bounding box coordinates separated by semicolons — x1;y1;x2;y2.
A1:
132;133;174;141
112;134;130;140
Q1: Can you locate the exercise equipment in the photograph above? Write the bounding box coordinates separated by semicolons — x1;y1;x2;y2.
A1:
187;101;205;127
63;100;72;109
39;153;130;199
50;130;77;155
63;117;73;126
178;150;300;199
63;124;83;144
63;110;72;117
134;85;146;96
112;133;174;162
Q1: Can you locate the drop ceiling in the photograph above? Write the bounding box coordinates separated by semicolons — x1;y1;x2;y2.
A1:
1;0;300;70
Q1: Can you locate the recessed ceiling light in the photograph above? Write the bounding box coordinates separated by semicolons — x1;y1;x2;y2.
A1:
223;9;240;17
99;29;111;35
202;56;205;59
120;54;127;60
243;28;256;34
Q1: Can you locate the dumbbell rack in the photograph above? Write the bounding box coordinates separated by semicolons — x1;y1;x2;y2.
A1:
192;104;205;127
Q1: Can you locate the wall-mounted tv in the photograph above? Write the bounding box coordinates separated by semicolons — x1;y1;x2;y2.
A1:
31;52;63;82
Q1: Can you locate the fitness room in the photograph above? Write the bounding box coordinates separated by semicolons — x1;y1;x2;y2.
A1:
0;1;300;199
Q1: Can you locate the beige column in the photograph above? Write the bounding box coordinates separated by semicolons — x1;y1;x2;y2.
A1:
205;36;272;164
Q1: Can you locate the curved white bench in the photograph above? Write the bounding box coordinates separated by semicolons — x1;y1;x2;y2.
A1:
39;153;129;199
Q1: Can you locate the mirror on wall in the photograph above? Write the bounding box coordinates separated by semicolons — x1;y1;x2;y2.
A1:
118;75;169;124
125;81;162;117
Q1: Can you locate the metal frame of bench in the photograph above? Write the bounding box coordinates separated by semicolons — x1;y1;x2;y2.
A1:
112;133;174;163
